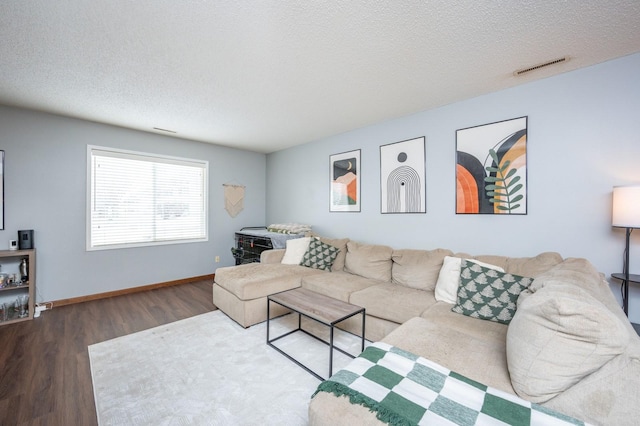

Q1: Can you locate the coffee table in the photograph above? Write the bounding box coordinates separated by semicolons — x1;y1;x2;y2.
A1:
267;287;366;380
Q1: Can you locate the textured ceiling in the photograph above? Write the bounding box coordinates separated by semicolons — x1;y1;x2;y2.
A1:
1;1;639;153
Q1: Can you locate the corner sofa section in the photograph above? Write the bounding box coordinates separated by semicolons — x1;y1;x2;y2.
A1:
212;237;640;425
213;237;564;342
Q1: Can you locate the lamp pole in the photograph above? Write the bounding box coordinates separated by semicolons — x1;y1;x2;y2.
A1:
624;227;631;315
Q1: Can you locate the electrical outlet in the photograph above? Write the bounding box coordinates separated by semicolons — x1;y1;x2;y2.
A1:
215;256;220;263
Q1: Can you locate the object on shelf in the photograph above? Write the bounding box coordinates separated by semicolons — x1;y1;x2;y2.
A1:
18;230;34;250
20;258;28;283
17;295;28;318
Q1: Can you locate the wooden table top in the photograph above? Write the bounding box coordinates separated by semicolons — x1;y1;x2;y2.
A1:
268;287;364;325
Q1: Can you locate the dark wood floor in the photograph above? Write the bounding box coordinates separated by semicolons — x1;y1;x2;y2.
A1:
0;280;216;425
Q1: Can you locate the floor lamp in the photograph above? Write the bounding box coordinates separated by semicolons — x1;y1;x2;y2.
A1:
612;185;640;316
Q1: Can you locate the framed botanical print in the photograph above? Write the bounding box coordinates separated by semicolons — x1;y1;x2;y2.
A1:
456;116;527;215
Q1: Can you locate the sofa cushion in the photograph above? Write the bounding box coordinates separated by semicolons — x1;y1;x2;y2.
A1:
434;256;504;304
214;263;324;300
504;252;564;277
344;241;393;281
349;283;436;324
456;252;563;278
391;248;453;291
318;237;349;272
280;237;311;264
382;315;513;394
420;302;508;345
301;271;383;302
300;238;339;270
452;260;532;325
260;248;285;263
507;284;630;403
529;257;609;299
530;258;635;334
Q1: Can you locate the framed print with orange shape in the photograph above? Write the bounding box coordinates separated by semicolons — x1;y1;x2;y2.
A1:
456;116;527;214
330;149;360;212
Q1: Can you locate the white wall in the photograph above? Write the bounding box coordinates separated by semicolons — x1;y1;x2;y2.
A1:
0;106;266;302
266;53;640;322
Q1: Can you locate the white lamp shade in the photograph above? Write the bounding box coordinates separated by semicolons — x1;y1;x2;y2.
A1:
612;185;640;228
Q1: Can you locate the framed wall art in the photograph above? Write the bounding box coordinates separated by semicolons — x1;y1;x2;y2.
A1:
380;137;426;214
456;116;527;215
330;149;360;212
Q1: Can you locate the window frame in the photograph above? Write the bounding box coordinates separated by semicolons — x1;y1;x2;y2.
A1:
86;145;209;251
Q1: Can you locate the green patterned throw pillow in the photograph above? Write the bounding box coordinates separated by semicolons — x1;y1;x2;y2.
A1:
300;238;339;271
452;260;532;324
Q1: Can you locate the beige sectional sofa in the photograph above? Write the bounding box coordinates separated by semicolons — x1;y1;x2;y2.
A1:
212;236;640;425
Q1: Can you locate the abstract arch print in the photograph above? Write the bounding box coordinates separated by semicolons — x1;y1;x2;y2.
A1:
380;137;426;213
456;117;527;215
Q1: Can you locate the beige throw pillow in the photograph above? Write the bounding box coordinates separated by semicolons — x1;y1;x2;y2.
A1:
507;284;629;403
434;256;504;304
280;237;311;264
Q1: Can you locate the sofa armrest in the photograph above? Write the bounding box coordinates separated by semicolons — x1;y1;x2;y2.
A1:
261;249;285;264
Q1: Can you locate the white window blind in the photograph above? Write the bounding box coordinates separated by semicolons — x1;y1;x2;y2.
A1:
87;146;208;250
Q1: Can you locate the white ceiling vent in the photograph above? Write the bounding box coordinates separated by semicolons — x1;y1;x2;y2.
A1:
153;127;177;134
514;56;570;76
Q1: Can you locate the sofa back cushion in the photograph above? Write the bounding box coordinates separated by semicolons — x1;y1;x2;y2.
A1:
344;241;393;281
391;248;453;291
318;237;349;272
528;257;606;297
507;283;629;403
504;252;564;277
463;252;563;278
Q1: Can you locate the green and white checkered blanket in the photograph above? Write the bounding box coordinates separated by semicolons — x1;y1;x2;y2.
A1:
313;342;589;426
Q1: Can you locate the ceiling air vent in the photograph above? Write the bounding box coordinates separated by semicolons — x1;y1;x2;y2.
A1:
514;56;569;76
153;127;177;134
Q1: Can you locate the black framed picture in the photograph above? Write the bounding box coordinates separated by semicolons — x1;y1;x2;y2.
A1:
380;137;426;214
330;149;360;212
456;116;528;215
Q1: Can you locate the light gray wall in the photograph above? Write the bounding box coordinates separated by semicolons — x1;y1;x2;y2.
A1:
266;53;640;322
0;106;266;302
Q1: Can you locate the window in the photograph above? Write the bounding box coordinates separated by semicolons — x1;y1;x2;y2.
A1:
87;146;208;250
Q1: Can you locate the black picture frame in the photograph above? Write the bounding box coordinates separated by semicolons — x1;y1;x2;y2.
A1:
330;149;361;212
455;116;528;215
380;137;426;214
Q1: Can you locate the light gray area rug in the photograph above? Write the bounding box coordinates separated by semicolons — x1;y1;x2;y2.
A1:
89;310;367;425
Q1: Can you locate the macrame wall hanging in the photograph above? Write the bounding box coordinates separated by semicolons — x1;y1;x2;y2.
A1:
223;183;245;217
